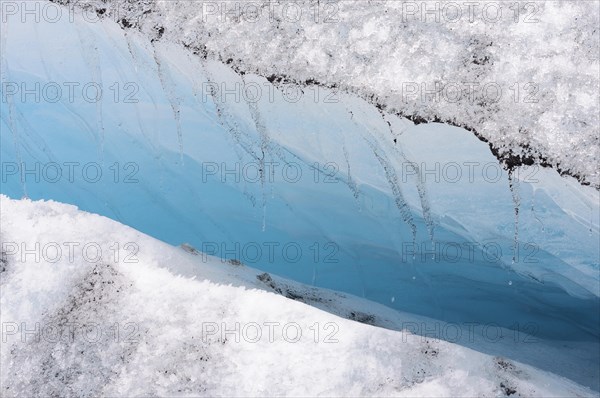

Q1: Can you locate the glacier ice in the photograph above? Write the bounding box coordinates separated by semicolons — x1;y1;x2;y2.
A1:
1;194;598;397
0;1;599;395
48;0;600;187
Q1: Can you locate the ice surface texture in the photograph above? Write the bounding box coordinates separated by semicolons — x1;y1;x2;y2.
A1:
1;195;597;397
51;0;600;186
1;1;599;393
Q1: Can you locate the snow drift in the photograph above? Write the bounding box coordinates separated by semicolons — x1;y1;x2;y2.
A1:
0;195;597;397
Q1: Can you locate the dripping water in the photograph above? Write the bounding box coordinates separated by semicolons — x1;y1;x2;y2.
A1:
530;186;545;233
380;110;435;246
508;169;521;264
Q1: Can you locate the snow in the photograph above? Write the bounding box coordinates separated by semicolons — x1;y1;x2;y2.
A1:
47;0;600;186
0;194;597;397
1;1;599;395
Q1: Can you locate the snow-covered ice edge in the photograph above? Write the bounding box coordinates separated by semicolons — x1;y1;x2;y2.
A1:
0;194;597;397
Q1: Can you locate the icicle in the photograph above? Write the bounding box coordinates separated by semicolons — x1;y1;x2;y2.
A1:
202;69;245;153
74;18;105;162
262;203;266;232
530;187;545;233
342;143;361;206
203;67;270;217
409;161;435;244
508;169;521;264
343;106;418;246
588;203;594;237
380;110;435;245
321;105;435;305
368;142;417;246
124;32;166;193
245;77;272;233
153;45;184;166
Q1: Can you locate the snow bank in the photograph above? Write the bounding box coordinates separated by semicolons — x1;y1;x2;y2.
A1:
0;194;596;397
48;0;600;186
